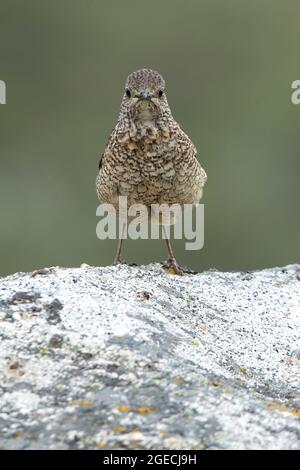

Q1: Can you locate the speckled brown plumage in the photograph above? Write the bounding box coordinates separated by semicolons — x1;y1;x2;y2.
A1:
96;68;207;273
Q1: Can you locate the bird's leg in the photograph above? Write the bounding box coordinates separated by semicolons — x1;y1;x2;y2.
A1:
162;226;183;275
114;222;126;265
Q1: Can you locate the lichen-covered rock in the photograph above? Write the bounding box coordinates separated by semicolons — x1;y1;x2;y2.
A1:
0;263;300;450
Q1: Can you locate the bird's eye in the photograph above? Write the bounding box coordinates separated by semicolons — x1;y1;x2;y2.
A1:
126;89;131;98
158;90;164;97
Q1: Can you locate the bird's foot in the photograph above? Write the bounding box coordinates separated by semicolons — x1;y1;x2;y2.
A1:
163;259;198;276
163;258;184;276
113;258;125;266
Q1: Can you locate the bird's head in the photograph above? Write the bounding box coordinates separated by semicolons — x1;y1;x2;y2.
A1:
121;68;169;122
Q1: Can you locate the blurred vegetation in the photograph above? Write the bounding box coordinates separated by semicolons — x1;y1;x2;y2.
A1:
0;0;299;275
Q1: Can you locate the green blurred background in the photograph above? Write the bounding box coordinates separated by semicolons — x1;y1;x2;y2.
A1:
0;0;299;276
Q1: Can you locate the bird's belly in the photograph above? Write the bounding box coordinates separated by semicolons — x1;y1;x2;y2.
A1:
118;176;201;207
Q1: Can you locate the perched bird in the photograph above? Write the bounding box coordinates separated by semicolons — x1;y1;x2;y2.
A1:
96;68;207;274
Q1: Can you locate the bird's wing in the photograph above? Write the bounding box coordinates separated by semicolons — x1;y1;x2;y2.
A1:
96;147;119;204
98;152;104;170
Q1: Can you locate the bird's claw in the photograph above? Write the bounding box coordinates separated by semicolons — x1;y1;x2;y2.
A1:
114;258;125;266
163;258;184;276
163;259;198;276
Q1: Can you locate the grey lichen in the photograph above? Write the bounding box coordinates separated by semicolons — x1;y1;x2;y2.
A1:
0;263;300;449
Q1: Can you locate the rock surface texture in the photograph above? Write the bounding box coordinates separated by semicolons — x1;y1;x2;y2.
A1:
0;263;300;450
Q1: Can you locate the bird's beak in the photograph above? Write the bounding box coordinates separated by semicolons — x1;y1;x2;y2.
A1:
140;90;151;100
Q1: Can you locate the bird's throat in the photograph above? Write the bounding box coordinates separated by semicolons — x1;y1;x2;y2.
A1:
133;99;158;123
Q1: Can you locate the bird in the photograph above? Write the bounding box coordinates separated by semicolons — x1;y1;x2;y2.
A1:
96;68;207;274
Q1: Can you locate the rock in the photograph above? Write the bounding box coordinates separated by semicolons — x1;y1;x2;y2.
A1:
0;263;300;450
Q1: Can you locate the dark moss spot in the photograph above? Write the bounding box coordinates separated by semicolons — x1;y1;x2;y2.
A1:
10;292;41;305
45;299;63;324
49;334;64;348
